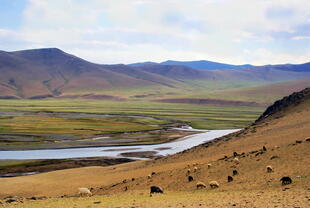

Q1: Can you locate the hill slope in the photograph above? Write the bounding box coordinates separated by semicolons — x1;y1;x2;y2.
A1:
0;48;309;99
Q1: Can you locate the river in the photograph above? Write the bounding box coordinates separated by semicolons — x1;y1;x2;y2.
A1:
0;129;239;160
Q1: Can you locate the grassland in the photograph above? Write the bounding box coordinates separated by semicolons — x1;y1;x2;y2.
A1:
0;99;263;129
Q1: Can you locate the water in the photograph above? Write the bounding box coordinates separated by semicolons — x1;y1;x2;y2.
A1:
0;129;239;160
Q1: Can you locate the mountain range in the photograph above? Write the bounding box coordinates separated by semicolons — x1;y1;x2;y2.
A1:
129;60;253;70
0;48;309;99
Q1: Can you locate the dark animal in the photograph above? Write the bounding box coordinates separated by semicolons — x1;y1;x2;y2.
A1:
270;155;279;160
151;172;156;175
188;176;194;182
263;146;267;151
233;152;239;157
232;170;238;176
150;186;164;196
280;177;292;185
228;176;233;182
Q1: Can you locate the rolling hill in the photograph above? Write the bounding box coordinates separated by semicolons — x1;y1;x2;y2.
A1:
0;48;309;99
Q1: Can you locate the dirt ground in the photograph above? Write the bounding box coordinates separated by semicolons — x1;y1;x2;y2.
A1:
3;188;310;208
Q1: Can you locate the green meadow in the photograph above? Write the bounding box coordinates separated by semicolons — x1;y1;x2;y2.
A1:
0;99;263;130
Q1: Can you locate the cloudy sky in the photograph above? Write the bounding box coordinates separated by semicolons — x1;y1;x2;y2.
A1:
0;0;309;65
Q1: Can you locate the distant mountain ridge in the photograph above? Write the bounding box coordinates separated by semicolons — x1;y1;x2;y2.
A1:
129;60;254;70
0;48;309;99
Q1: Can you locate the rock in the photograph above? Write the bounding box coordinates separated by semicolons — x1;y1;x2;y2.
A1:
4;196;22;203
5;198;17;203
27;196;47;200
295;140;302;144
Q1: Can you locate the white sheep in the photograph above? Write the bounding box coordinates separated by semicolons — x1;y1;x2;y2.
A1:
233;157;240;164
207;163;212;169
196;181;207;189
209;181;220;188
78;187;92;197
193;166;198;172
187;169;191;175
266;165;273;173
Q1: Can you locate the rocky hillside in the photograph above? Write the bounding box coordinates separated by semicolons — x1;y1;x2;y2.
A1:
256;87;310;122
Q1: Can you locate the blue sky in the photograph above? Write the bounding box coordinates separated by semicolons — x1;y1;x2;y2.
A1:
0;0;309;65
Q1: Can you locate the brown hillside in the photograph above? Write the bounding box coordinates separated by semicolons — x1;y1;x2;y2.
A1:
0;48;309;98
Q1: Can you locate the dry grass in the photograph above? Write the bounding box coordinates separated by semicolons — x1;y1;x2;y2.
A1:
3;188;310;208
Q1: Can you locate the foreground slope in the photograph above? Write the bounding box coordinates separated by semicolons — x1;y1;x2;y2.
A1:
0;88;309;208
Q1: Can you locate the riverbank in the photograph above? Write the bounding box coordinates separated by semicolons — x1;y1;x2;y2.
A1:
0;157;134;178
0;129;239;177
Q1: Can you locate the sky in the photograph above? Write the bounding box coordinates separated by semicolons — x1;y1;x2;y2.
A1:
0;0;309;65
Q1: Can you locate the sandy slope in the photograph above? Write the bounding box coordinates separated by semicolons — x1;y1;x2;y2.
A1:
1;89;309;207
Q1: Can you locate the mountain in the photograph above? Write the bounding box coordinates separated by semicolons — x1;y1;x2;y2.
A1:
250;62;310;72
0;48;309;99
160;60;253;70
129;60;253;70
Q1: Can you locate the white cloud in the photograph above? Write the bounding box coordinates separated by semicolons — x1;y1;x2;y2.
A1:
1;0;309;65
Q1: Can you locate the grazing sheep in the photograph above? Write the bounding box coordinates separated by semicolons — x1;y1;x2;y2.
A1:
270;155;279;160
193;162;198;166
207;163;212;169
193;166;198;172
227;176;233;182
150;186;163;196
147;174;152;179
187;169;191;175
233;158;240;164
232;170;238;176
209;181;220;188
188;175;194;182
280;177;292;185
266;165;273;173
233;152;239;157
78;188;92;197
196;181;207;189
